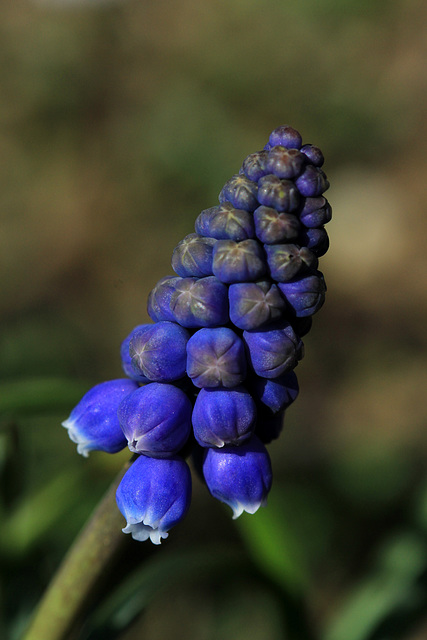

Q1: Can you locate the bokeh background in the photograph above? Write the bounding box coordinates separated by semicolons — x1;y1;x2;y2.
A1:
1;0;427;639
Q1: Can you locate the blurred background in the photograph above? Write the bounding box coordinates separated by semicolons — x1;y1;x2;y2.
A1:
1;0;427;639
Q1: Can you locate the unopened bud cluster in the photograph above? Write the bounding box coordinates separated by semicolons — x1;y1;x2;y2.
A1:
63;125;331;544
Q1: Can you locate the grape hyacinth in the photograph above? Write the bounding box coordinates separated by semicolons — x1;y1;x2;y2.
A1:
63;124;331;544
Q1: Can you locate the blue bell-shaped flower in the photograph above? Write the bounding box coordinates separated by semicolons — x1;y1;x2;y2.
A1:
116;454;192;544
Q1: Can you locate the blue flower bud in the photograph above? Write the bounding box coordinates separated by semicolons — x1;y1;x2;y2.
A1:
240;150;269;182
171;233;216;278
229;280;286;331
192;386;256;448
278;271;326;317
257;175;300;212
265;244;318;282
118;383;192;457
170;276;229;328
268;125;302;150
195;203;255;241
212;239;267;284
300;144;324;167
295;165;329;197
129;321;189;382
187;327;247;388
253;206;300;245
147;275;181;322
298;227;329;257
116;454;192;544
62;379;138;457
202;435;272;518
219;174;259;212
249;371;299;414
243;323;302;378
299;196;332;228
120;327;151;383
265;147;306;180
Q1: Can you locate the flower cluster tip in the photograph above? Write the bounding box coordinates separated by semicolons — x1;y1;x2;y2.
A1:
63;124;331;543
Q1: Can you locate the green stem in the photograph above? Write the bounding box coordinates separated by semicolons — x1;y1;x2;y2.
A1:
22;460;132;640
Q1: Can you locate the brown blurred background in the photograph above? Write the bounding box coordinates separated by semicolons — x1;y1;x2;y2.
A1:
1;0;427;638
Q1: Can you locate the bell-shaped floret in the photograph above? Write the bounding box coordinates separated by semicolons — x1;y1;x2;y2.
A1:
202;435;272;518
129;322;189;382
254;206;300;245
212;239;267;284
195;203;255;241
243;323;302;378
62;379;138;457
219;174;258;212
265;244;318;283
300;144;324;167
120;326;150;383
295;165;329;197
187;327;247;388
278;271;326;317
268;125;302;150
229;280;286;331
240;150;269;182
116;454;192;544
192;386;256;448
298;227;329;257
147;276;181;322
265;147;306;180
248;371;299;414
257;175;300;213
170;276;229;328
118;383;192;457
299;196;332;228
171;233;216;278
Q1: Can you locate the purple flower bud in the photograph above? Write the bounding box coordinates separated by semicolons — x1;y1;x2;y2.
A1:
229;280;286;331
219;174;258;212
265;244;318;282
147;276;181;322
171;233;216;278
243;323;302;378
192;387;256;447
212;239;267;284
295;165;329;197
249;371;299;414
240;150;269;182
118;383;192;457
265;147;306;180
257;175;300;213
202;436;272;518
129;321;189;382
195;203;255;241
268;125;302;150
120;327;150;383
116;454;192;544
298;227;329;257
170;276;229;328
300;144;324;167
254;206;300;244
299;197;332;229
187;327;247;388
62;379;138;457
278;271;326;317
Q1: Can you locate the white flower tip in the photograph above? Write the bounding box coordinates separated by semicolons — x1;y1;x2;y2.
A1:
122;522;169;545
62;419;92;457
231;499;265;520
